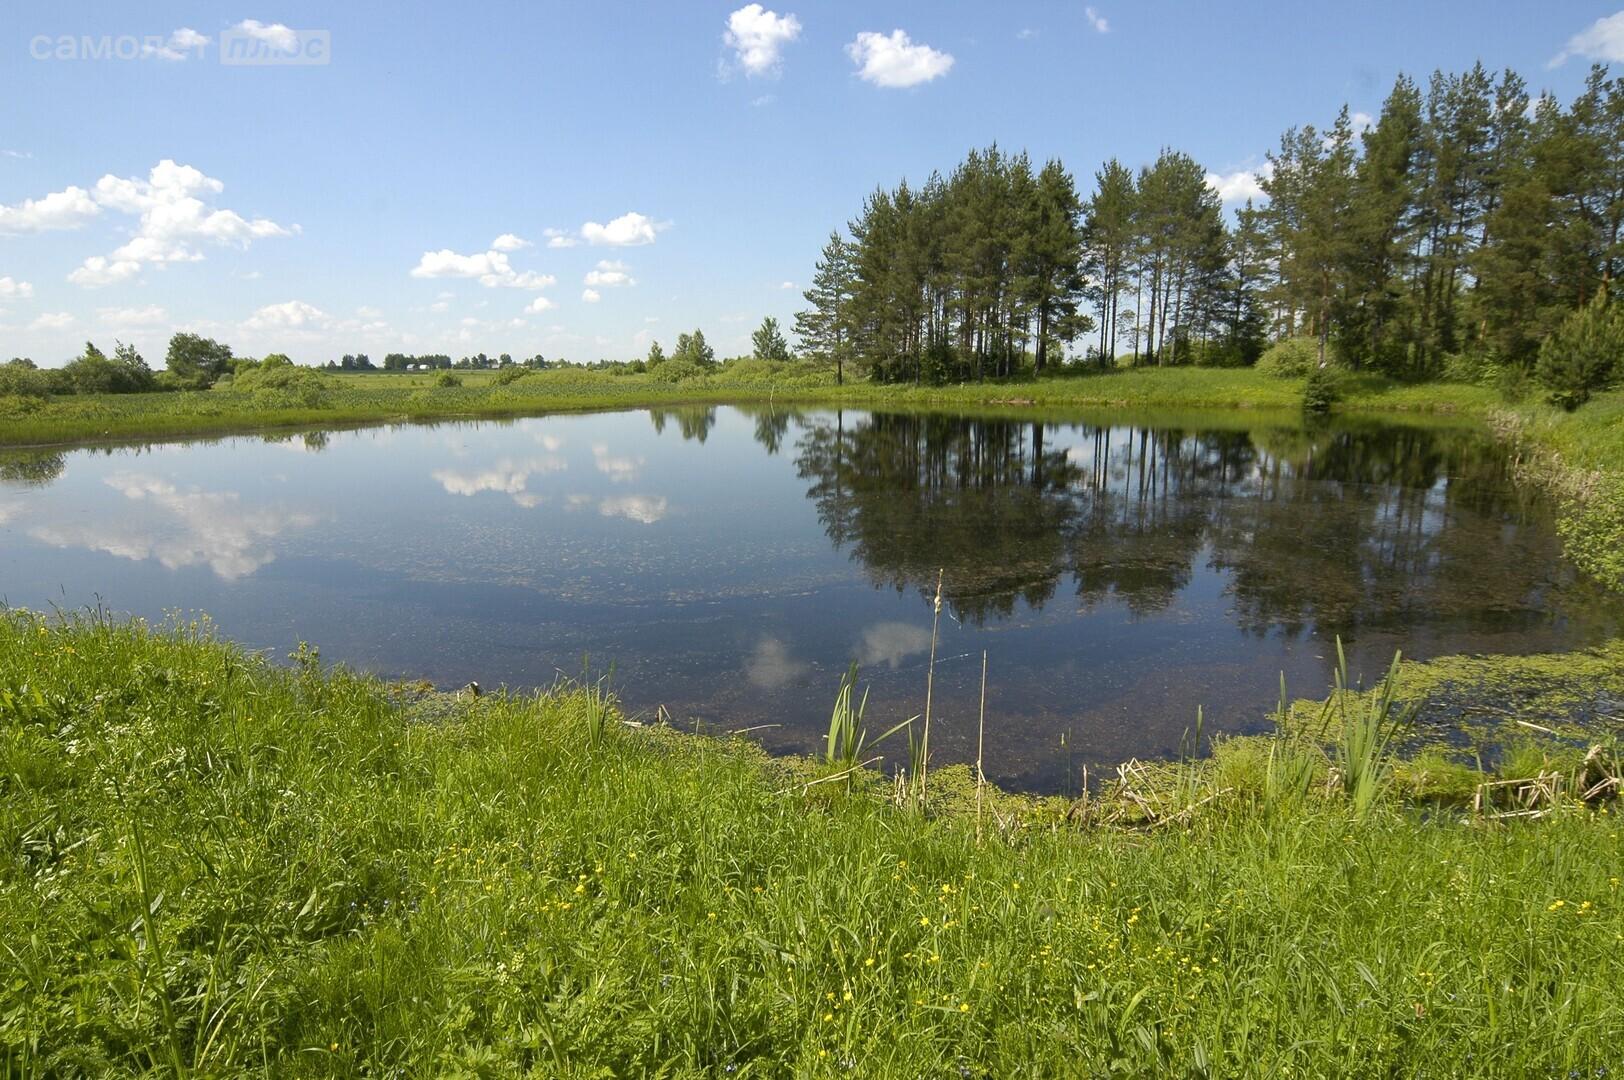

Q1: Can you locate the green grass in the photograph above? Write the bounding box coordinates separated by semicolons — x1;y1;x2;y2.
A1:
1495;390;1624;592
4;612;1622;1076
0;364;1506;449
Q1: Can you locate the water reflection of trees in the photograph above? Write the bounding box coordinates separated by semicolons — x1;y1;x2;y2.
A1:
791;411;1566;633
649;406;717;443
0;450;67;487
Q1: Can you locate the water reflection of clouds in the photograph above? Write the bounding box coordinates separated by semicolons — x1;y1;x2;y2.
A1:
592;443;642;482
856;621;932;669
431;456;566;507
26;472;316;581
565;493;669;524
746;636;810;689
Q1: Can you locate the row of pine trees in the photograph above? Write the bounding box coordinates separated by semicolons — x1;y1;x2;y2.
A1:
795;63;1624;385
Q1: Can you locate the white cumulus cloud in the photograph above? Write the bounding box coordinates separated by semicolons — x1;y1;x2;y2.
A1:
525;295;557;314
231;20;299;52
0;276;34;300
580;211;662;247
143;27;211;60
581;288;602;303
1205;163;1273;204
29;312;75;330
846;30;954;88
0;185;101;233
583;259;635;288
1552;11;1624;67
68;256;142;288
724;4;802;77
60;160;294;287
410;247;556;290
243;299;330;331
543;227;579;249
491;232;531;251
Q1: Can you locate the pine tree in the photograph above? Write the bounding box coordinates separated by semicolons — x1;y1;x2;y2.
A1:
751;316;791;361
1083;159;1136;366
1341;76;1423;372
1536;288;1624;408
671;330;715;369
795;232;856;383
1021;160;1088;372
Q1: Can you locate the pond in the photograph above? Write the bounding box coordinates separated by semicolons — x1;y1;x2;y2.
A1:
1;405;1616;792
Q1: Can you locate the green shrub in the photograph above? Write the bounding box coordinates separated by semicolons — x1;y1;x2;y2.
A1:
1440;351;1498;386
1536;292;1624;410
0;360;57;399
649;358;704;383
232;361;328;393
494;367;527;386
1302;366;1341;412
230;362;333;407
0;393;44;418
1495;363;1533;403
61;342;156;394
1256;337;1325;378
434;371;463;388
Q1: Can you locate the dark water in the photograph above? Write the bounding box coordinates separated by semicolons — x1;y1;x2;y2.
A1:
1;406;1615;791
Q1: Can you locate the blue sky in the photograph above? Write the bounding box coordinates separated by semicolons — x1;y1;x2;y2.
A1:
2;1;1621;365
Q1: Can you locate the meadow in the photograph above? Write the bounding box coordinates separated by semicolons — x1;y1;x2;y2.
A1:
2;612;1622;1076
0;364;1505;450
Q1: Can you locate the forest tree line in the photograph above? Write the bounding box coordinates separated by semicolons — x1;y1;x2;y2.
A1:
795;63;1624;396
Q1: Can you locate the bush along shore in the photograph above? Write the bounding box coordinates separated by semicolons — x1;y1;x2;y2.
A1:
2;611;1622;1076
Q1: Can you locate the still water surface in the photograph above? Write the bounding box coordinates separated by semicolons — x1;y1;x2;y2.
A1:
1;406;1614;791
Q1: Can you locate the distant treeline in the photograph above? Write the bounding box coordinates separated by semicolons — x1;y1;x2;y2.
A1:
0;339;574;399
795;63;1624;399
365;353;553;371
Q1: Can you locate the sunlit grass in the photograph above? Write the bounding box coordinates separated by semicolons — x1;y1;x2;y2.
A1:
2;611;1621;1075
0;365;1510;449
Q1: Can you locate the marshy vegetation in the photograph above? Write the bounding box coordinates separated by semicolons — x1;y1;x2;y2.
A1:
3;611;1622;1075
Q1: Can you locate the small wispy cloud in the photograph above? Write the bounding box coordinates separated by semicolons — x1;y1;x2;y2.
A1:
1084;6;1109;33
1550;10;1624;67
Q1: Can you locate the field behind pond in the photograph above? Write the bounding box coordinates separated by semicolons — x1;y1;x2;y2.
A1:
1;365;1507;449
2;612;1621;1077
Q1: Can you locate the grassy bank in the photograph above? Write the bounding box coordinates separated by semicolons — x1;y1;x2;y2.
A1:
1494;392;1624;592
3;613;1621;1076
0;365;1504;449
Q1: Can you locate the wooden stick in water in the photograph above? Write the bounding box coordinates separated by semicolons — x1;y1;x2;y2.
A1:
976;648;987;844
920;569;944;807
